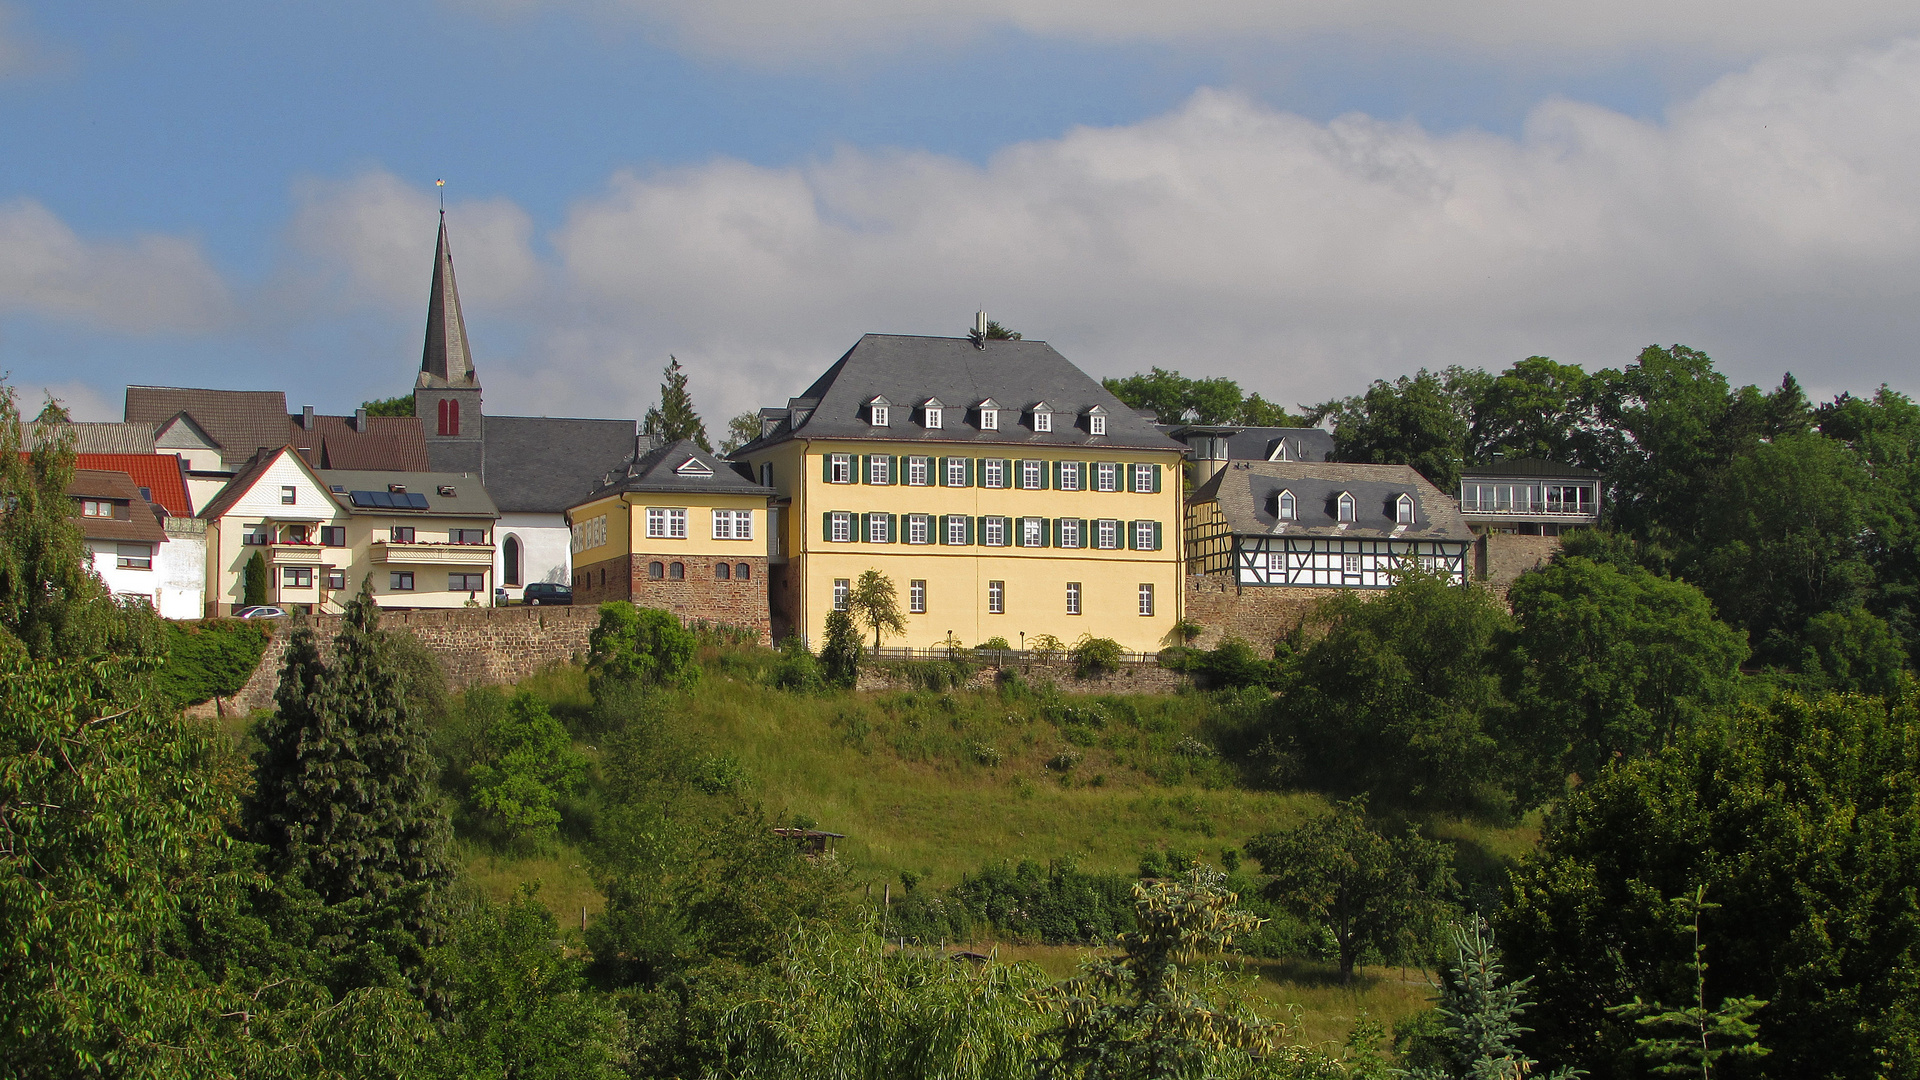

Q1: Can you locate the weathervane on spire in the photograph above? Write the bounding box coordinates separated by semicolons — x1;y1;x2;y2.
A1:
436;178;445;213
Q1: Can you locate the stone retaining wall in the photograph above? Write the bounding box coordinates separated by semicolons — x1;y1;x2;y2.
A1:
1182;575;1327;649
857;657;1187;695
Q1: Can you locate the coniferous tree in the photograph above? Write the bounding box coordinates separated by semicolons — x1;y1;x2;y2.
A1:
643;356;711;451
243;551;269;606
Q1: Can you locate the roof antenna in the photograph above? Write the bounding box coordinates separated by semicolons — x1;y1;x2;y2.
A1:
970;309;988;350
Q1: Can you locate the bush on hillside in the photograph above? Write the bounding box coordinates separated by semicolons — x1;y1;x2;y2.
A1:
588;603;698;691
155;618;270;706
819;610;862;688
770;635;824;692
1071;635;1125;678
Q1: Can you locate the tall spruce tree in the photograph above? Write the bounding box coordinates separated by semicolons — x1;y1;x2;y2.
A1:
247;583;454;988
643;355;711;451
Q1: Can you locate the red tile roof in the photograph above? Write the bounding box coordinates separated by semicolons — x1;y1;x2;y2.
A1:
73;454;193;517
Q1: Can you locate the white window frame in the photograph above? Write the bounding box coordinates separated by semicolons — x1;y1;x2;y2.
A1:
115;543;153;570
1060;518;1082;548
829;454;852;484
984;517;1006;547
1138;583;1155;617
712;509;753;540
1097;519;1118;549
1059;461;1082;491
1338;492;1356;523
664;508;687;538
909;579;926;614
1278;490;1296;520
1022;517;1044;547
1097;463;1118;492
1134;520;1155;550
829;512;852;543
1396;495;1415;525
1132;463;1154;491
1021;460;1043;489
833;578;850;610
81;499;114;518
867;514;890;543
1066;581;1081;615
907;456;929;486
871;404;890;427
980;408;999;431
946;457;968;486
907;514;929;544
1343;553;1362;574
1089;413;1107;436
987;580;1005;614
946;515;969;545
983;459;1006;489
925;407;942;429
1033;411;1052;432
1267;552;1285;573
868;456;891;485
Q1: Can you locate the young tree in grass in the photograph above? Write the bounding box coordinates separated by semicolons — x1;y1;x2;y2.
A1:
468;691;588;845
847;569;906;652
643;356;711;452
1245;798;1455;983
1402;920;1580;1080
819;609;863;688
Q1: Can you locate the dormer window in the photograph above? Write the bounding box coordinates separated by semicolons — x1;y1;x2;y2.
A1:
977;399;1000;431
1278;490;1296;520
1396;494;1415;524
675;457;714;477
1337;492;1356;522
1030;402;1052;432
1086;407;1108;436
921;398;944;429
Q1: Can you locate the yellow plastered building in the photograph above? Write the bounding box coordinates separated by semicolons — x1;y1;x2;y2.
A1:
199;445;499;613
733;333;1187;653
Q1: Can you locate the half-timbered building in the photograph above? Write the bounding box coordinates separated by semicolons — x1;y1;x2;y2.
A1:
1185;460;1472;588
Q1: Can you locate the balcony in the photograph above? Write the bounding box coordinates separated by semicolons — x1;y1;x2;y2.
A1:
369;541;495;567
267;543;325;565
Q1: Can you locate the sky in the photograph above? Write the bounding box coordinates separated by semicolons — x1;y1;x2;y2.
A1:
3;2;1920;427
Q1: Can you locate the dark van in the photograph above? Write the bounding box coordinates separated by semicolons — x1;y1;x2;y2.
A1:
522;582;573;606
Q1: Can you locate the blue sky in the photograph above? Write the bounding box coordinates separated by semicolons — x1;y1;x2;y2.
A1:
4;1;1919;423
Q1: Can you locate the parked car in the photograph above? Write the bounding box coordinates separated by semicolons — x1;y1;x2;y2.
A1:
522;583;572;606
232;605;287;619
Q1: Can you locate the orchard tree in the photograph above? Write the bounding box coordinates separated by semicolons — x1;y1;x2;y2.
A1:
1245;799;1455;982
847;569;907;652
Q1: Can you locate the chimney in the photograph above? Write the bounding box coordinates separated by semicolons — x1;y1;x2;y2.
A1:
301;405;315;429
354;407;368;432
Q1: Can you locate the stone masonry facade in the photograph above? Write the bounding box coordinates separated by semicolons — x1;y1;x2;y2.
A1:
572;551;771;643
1182;574;1327;650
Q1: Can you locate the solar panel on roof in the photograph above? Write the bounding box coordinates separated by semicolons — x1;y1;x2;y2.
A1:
407;493;429;509
349;491;376;507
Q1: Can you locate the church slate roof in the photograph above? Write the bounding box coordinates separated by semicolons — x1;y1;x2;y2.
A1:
480;415;640;515
416;214;478;390
1191;461;1471;542
736;334;1183;454
574;439;774;507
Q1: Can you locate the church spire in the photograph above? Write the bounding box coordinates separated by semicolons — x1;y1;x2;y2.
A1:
417;211;477;389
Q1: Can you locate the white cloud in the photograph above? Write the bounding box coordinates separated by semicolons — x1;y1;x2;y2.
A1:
292;39;1920;424
0;199;233;332
460;0;1920;65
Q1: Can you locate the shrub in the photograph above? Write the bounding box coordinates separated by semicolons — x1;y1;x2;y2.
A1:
945;857;1137;944
770;635;824;692
979;636;1012;652
1192;637;1283;691
469;691;588;845
587;603;698;691
155;618;269;706
1071;635;1124;677
819;609;863;688
1029;634;1066;662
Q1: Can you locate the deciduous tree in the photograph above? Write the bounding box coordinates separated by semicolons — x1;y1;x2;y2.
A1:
847;568;906;652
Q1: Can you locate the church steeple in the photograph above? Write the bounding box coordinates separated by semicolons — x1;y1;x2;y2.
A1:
417;211;478;389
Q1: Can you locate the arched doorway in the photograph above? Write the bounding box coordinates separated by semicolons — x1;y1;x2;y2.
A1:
503;534;522;587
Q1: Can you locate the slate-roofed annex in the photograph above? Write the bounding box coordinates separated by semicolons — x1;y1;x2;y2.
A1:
578;438;775;503
478;416;641;515
1194;460;1470;541
738;334;1184;453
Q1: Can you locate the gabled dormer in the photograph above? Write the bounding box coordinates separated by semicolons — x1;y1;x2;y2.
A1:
675;456;715;477
920;397;945;429
1335;491;1356;523
1276;488;1297;521
1082;404;1108;437
1395;493;1415;525
975;398;1001;431
1028;401;1053;433
865;395;893;427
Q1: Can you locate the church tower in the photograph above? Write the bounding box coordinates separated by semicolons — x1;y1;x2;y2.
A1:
415;212;485;473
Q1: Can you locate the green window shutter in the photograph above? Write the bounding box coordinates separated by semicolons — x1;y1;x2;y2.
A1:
1153;521;1163;550
1051;461;1061;489
965;458;975;487
976;516;987;545
860;455;870;484
966;516;975;545
937;458;949;487
1152;464;1163;493
1126;464;1137;493
1039;461;1050;490
823;512;831;540
822;455;832;483
889;456;900;484
1040;517;1051;547
1052;518;1062;546
887;513;898;543
1127;520;1139;550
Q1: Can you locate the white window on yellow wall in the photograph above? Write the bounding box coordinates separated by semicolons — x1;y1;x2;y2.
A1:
1096;463;1118;492
868;456;891;485
946;515;969;545
829;512;852;542
909;579;926;614
987;580;1005;614
907;456;929;486
712;509;752;540
1066;581;1081;615
907;514;929;544
983;459;1006;488
984;517;1006;547
945;458;968;487
1097;519;1118;549
833;578;850;610
1059;518;1082;548
829;454;852;483
1022;518;1044;546
648;508;687;539
1059;461;1082;490
1138;583;1154;616
1021;460;1043;489
571;514;608;553
1132;463;1155;492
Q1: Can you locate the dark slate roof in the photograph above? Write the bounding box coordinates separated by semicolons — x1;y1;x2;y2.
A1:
1163;424;1334;462
290;414;431;471
1460;457;1600;480
416;214;478;390
317;469;499;518
26;421;157;455
1191;461;1471;542
125;386;292;468
480;415;639;515
573;438;775;508
69;469;169;544
736;335;1183;454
